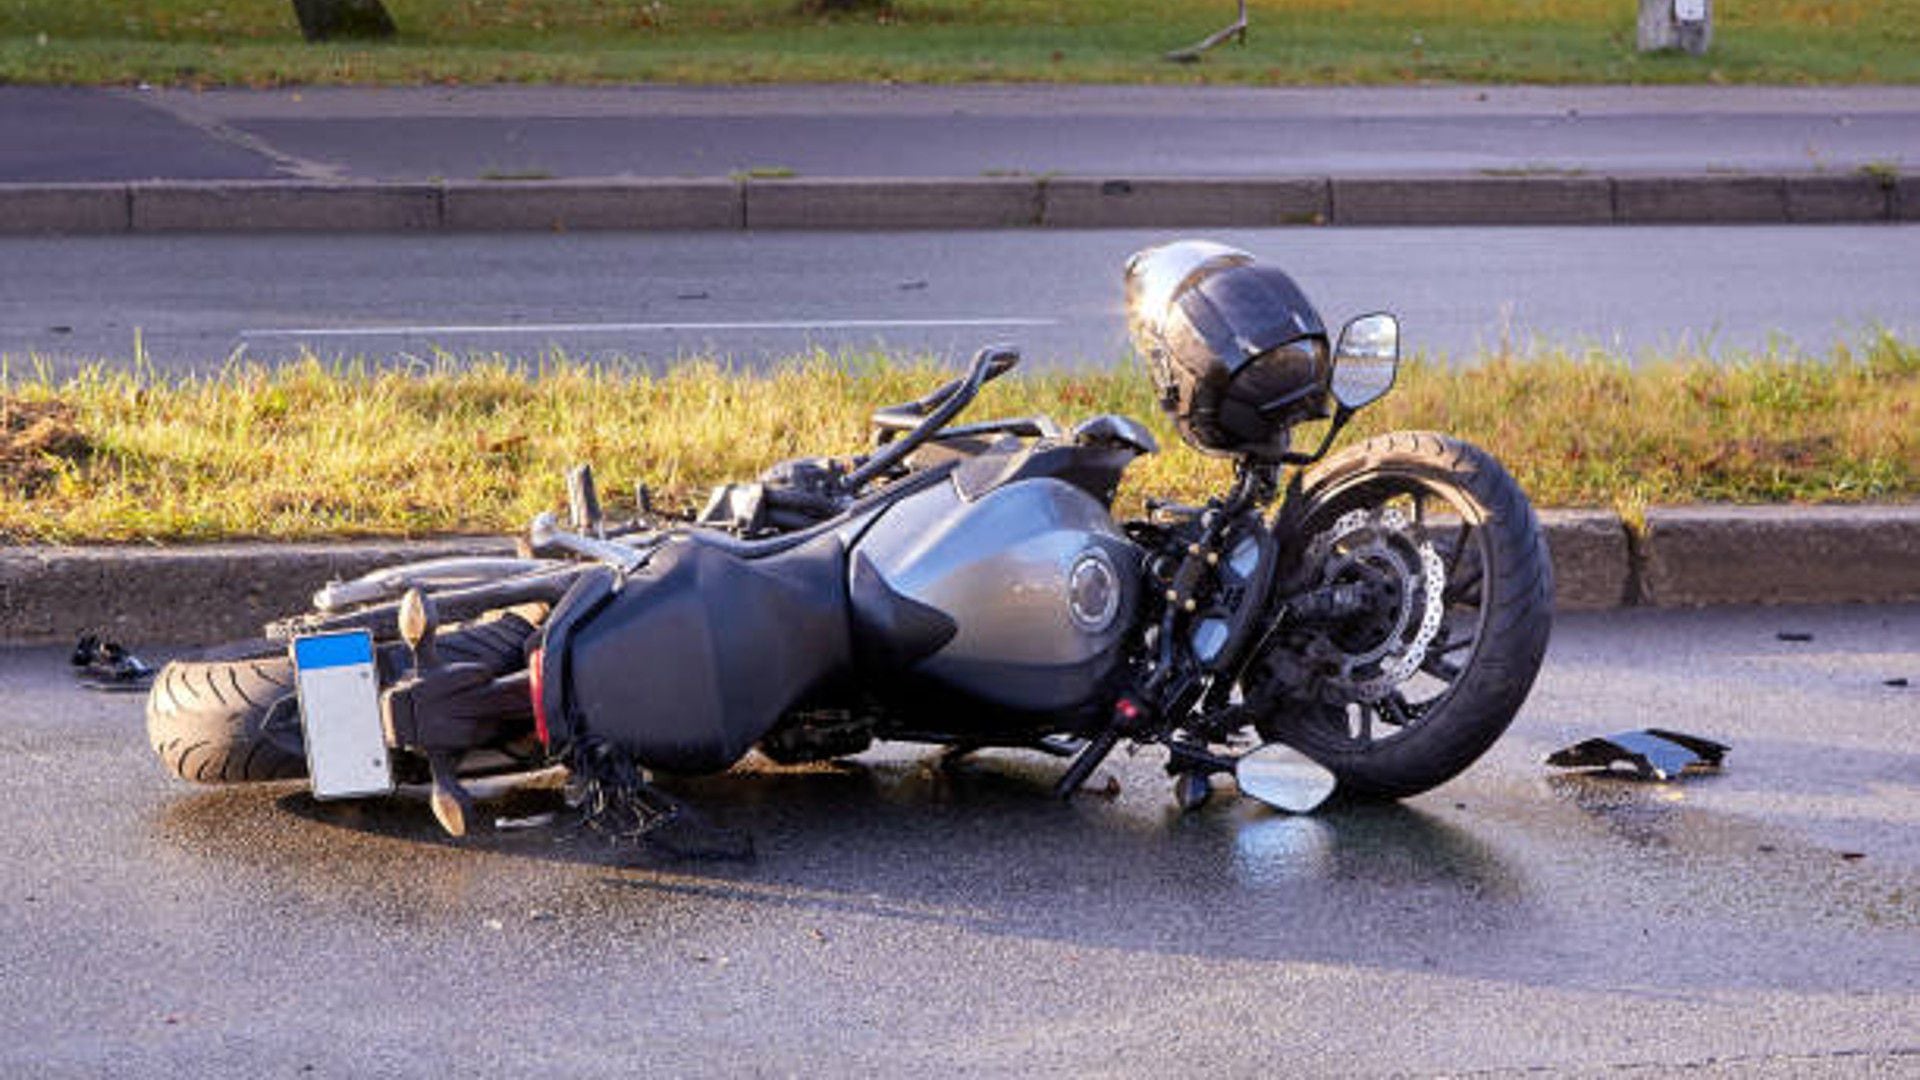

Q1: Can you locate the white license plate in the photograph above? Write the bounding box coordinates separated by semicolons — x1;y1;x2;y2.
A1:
291;631;394;800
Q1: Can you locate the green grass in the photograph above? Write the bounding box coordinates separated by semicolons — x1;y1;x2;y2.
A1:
4;0;1919;87
3;337;1916;544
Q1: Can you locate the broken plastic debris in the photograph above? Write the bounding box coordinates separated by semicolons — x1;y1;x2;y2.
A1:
494;811;558;831
69;634;155;692
1545;728;1728;781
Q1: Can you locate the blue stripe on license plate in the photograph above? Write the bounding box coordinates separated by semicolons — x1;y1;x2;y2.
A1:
293;631;375;671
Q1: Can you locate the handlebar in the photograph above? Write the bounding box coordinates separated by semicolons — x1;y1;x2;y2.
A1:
840;344;1020;495
869;345;1020;434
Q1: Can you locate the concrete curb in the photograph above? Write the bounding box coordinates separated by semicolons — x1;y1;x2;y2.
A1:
1040;177;1329;228
743;177;1043;230
0;539;511;646
1638;505;1920;606
130;181;441;232
1332;176;1614;226
4;506;1916;645
2;172;1910;234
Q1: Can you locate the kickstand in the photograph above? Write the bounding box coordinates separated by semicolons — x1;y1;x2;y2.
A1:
1055;695;1151;799
1053;728;1120;800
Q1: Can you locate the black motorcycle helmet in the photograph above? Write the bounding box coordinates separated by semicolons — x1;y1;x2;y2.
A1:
1124;241;1331;459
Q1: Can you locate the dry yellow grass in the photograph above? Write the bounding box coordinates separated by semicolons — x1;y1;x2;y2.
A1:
3;336;1916;544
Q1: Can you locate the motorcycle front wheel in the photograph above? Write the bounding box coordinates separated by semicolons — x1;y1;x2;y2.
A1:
1251;431;1553;799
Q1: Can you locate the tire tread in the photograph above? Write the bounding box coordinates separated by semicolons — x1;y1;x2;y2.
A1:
1268;431;1554;799
145;613;534;785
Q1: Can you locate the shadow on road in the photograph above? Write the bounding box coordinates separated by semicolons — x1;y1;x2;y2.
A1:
152;748;1538;974
145;739;1920;991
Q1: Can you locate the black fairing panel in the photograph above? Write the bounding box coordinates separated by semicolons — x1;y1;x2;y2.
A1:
559;529;851;775
848;552;957;670
953;439;1141;508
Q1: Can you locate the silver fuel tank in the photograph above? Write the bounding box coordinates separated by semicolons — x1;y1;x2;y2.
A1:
847;470;1142;716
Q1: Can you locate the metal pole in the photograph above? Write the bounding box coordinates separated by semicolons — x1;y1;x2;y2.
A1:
1637;0;1712;55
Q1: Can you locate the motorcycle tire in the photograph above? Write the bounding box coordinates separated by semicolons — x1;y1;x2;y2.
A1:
1256;431;1553;800
145;612;538;785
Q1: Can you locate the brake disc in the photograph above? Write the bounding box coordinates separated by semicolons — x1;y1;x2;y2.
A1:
1300;506;1447;702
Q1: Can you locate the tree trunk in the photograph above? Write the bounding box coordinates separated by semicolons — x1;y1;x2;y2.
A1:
291;0;397;42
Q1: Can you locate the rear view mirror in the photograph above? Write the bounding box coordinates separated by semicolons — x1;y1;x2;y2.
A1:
1234;742;1336;814
1330;313;1400;410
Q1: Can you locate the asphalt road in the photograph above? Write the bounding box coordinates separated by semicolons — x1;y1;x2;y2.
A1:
3;225;1916;374
2;604;1917;1075
8;85;1920;183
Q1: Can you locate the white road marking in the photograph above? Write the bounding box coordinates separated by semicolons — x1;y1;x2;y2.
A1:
240;317;1058;338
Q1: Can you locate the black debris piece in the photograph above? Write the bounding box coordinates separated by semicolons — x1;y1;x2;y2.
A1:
1886;678;1911;688
564;736;754;861
1545;728;1728;781
1776;631;1815;642
70;633;155;692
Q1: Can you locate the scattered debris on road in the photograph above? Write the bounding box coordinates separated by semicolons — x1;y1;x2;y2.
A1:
69;633;154;692
1546;728;1728;781
495;811;559;831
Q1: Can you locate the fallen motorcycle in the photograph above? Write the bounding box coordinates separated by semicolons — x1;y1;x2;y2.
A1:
146;240;1553;844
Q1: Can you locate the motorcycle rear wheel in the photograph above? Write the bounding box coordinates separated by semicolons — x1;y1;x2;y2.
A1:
1253;431;1553;799
145;613;538;784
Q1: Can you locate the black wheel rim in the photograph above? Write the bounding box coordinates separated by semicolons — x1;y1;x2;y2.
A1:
1272;473;1492;753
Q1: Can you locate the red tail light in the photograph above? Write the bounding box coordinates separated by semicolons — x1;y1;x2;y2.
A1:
528;645;550;746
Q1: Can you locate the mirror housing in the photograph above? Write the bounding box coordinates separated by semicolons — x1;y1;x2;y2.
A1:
1329;313;1400;410
1233;743;1337;814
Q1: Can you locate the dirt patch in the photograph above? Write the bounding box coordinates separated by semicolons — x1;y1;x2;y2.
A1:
2;397;91;495
1699;434;1838;472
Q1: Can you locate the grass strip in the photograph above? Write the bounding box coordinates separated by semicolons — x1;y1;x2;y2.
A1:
3;336;1916;544
5;0;1920;87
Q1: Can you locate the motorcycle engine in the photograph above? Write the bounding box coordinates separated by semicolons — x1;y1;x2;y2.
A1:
1138;505;1277;676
